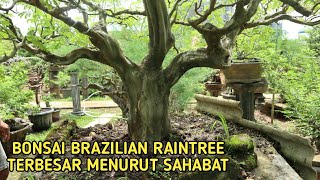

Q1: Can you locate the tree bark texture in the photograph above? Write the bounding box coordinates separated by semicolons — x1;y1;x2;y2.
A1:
125;69;170;141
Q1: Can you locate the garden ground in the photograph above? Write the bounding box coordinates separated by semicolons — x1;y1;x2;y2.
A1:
6;95;319;179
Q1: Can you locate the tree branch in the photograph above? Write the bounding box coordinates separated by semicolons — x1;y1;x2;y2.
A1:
169;0;182;18
142;0;175;70
21;0;94;36
311;2;320;14
89;30;138;74
217;0;261;35
278;0;312;16
0;14;22;41
164;49;206;87
81;0;107;31
17;0;138;76
167;1;263;86
106;9;146;17
164;48;230;87
245;14;320;28
83;82;128;117
264;5;289;20
0;11;104;65
22;42;102;65
84;83;126;96
0;42;18;62
172;20;190;26
82;0;146;26
83;83;106;92
214;2;238;11
189;0;217;27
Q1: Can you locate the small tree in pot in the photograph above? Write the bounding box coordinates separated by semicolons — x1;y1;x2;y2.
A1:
27;105;53;132
42;93;61;122
204;70;223;97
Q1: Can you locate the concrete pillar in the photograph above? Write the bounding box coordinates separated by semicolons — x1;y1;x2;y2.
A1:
229;81;265;121
239;90;255;121
70;72;84;116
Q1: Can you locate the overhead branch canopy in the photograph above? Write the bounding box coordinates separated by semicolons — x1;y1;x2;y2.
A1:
0;0;141;75
0;0;319;80
164;0;319;84
0;11;100;65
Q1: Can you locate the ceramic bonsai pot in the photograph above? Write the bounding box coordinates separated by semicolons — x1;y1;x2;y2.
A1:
221;62;263;84
60;88;71;98
52;108;61;122
28;108;54;132
2;119;32;157
205;83;223;97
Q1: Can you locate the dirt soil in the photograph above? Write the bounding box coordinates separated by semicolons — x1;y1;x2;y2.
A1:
23;112;277;180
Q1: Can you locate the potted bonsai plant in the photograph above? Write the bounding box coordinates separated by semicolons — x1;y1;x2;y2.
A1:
204;70;224;97
27;105;53;132
25;64;54;132
42;93;61;122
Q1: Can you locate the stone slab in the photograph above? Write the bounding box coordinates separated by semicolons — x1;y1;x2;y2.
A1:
313;154;320;167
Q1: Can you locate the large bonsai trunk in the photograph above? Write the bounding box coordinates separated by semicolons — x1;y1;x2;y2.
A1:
125;70;170;141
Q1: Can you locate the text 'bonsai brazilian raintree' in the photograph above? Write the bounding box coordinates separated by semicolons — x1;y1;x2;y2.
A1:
0;0;319;141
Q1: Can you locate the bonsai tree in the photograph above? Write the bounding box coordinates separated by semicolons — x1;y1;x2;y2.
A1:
0;0;319;141
203;70;223;96
0;61;33;119
41;93;53;108
204;70;221;84
25;58;47;105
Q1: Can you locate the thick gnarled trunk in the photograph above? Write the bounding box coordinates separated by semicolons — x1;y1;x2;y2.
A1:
125;70;170;141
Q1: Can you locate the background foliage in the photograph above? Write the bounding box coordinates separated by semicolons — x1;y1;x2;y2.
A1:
0;61;33;119
236;24;320;139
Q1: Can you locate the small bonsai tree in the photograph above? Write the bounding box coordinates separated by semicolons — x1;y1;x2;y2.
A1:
41;93;53;107
204;70;221;84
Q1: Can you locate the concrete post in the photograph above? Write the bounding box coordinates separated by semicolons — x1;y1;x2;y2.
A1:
229;81;265;121
239;90;255;121
70;72;84;116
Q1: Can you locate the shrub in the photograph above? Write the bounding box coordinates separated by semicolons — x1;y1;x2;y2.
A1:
0;62;33;119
